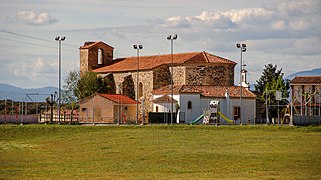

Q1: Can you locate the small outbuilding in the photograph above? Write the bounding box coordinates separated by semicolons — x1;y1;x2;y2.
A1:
79;94;138;123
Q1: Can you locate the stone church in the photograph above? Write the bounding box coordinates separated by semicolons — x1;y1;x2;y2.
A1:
79;41;256;123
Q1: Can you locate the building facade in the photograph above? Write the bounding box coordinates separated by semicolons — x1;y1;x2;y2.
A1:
79;41;237;114
79;94;138;123
290;76;321;116
152;85;256;124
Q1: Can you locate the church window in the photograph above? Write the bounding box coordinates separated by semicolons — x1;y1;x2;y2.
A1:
234;107;240;120
187;101;192;109
139;82;143;98
98;48;103;65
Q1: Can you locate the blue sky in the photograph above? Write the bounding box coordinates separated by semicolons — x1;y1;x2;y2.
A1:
1;0;321;88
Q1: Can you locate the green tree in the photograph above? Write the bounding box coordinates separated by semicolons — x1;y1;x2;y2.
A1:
75;71;113;99
62;70;80;123
255;64;290;119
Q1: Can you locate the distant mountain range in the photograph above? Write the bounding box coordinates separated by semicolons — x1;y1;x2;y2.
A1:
0;84;58;102
285;68;321;80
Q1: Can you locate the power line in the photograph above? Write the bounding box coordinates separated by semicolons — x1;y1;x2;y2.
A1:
0;37;77;53
0;29;78;48
0;37;55;49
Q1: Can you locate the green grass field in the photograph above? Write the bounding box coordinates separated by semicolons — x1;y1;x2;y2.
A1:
0;125;321;179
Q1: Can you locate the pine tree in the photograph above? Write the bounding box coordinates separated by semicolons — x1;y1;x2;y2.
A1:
255;64;290;119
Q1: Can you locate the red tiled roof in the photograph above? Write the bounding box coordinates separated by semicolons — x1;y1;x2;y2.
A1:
152;85;256;98
93;51;236;73
79;41;114;49
152;85;185;94
152;94;178;103
290;76;321;84
98;94;138;104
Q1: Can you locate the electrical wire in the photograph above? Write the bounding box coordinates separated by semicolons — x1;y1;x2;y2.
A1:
0;29;79;50
0;37;77;53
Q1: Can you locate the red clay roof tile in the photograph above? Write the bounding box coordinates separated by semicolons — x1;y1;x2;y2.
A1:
290;76;321;84
98;94;138;104
80;41;114;49
152;85;256;98
93;51;236;73
152;94;178;103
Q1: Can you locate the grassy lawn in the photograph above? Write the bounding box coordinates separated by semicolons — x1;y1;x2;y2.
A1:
0;124;321;179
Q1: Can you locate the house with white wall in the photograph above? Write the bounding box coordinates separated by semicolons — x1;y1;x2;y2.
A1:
152;85;256;124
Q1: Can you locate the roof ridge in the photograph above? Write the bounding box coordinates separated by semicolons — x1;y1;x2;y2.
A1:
202;51;210;63
294;75;321;77
98;93;115;103
80;41;114;49
114;51;201;60
178;84;185;92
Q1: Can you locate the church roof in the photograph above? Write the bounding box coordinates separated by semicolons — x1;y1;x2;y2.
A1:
79;41;114;49
290;76;321;84
93;51;236;73
152;85;256;99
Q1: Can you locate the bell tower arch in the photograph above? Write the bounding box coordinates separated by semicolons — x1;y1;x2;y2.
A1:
79;41;114;76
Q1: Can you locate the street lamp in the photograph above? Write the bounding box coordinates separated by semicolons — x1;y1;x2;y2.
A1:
236;43;246;125
167;34;178;125
133;44;143;124
55;36;65;125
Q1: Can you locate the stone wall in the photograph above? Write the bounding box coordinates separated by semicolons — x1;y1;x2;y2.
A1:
80;42;113;76
173;66;186;85
185;64;234;86
112;70;154;113
153;65;171;90
138;71;154;112
80;49;89;75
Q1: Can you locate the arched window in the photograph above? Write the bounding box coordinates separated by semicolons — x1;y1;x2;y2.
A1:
241;73;245;82
98;49;103;65
187;101;192;109
156;106;159;112
139;82;143;98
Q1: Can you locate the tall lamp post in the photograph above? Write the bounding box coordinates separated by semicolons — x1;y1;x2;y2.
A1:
167;34;178;125
55;36;65;125
133;44;143;124
236;43;246;125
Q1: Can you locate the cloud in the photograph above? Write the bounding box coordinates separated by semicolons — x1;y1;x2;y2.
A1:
15;10;58;26
158;0;321;52
162;0;321;34
12;56;57;81
163;11;236;29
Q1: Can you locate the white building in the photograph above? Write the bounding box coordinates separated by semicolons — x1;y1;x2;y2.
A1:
152;85;256;124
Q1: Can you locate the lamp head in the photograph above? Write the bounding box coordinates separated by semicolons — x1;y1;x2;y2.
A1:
139;45;143;49
61;37;66;41
167;35;172;40
55;36;59;41
242;48;246;52
173;34;178;40
236;43;241;48
242;44;246;48
133;45;137;49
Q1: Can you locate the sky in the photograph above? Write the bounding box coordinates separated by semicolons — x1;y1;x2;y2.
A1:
0;0;321;89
